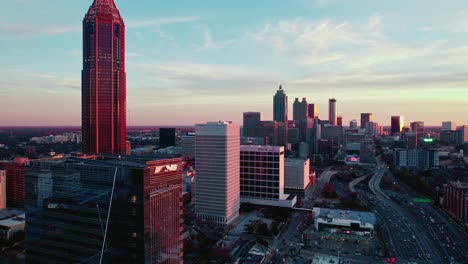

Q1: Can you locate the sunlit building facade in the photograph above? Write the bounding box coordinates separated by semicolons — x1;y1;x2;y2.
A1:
82;0;127;155
195;122;240;226
25;156;183;264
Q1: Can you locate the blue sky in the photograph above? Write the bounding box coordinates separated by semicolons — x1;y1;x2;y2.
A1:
0;0;467;126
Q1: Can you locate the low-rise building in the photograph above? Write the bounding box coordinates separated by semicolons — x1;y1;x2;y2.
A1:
284;158;310;196
0;214;25;240
443;181;468;226
312;208;376;237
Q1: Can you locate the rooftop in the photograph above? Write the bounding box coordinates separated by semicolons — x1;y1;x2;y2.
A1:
313;208;377;225
449;181;468;189
312;253;340;264
0;214;25;228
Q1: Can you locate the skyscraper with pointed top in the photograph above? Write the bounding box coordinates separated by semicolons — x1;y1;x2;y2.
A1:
273;85;288;123
82;0;127;155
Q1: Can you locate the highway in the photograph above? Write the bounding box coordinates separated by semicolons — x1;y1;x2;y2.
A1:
304;168;337;208
382;169;468;264
367;164;444;263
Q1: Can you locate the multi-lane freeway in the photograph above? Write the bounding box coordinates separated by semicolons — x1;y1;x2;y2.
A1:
358;161;468;264
367;164;445;263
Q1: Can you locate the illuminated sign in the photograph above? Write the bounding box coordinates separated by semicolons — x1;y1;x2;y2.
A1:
423;138;434;143
154;164;178;174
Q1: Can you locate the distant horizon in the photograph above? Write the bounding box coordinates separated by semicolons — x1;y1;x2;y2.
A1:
1;0;467;126
0;124;454;129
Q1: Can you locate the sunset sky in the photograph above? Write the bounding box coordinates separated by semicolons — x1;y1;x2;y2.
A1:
0;0;467;126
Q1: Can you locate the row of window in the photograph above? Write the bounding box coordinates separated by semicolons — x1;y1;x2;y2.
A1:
241;192;279;199
241;185;279;191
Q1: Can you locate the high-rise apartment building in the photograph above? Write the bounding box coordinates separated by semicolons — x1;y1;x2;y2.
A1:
82;0;127;155
25;156;184;264
243;112;263;137
328;98;337;126
442;121;456;131
391;116;405;136
273;85;288;123
195;122;240;226
307;104;318;119
360;113;373;129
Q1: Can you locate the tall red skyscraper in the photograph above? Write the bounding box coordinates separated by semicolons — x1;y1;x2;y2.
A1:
82;0;127;154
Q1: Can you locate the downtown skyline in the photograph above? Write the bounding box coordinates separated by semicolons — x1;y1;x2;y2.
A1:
1;0;468;126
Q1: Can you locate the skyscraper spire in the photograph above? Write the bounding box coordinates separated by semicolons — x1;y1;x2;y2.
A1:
92;0;117;9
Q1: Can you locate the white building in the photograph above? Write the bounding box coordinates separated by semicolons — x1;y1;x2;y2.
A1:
442;121;456;131
284;158;310;191
0;214;25;240
0;171;5;209
240;145;296;208
195;122;240;226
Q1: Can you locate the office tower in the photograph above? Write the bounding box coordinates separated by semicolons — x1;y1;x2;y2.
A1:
360;113;373;129
0;170;5;209
293;98;308;121
243;112;263;137
25;156;184;264
273;85;288;123
442;121;456;131
337;116;343;127
160;128;176;148
307;104;318;119
365;122;380;137
261;121;288;149
288;128;299;145
310;118;321;155
410;121;424;138
443;181;468;226
240;146;295;207
328;98;337;126
349;119;358;129
181;133;195;157
82;0;127;155
195;122;240;226
458;125;468;144
391;116;405;136
0;158;28;208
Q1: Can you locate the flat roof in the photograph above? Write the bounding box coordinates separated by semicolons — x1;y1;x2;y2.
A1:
314;208;376;225
312;253;340;264
0;209;25;220
0;214;25;228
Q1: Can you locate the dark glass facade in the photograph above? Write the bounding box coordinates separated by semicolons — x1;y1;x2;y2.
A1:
159;128;176;148
25;156;183;264
82;0;127;155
